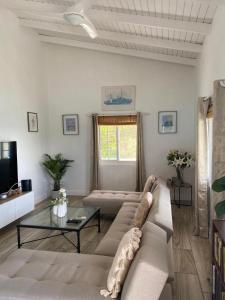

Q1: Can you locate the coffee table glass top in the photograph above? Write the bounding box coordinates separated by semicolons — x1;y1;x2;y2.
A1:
19;206;100;231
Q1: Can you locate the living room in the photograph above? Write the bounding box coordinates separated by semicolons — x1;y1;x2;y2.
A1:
0;0;225;299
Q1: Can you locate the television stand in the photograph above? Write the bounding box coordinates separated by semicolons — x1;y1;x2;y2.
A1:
0;192;34;229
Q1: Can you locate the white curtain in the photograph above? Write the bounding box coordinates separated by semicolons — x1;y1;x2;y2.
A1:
194;97;210;238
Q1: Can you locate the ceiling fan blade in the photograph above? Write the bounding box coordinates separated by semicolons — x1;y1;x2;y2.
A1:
80;16;98;39
63;0;97;39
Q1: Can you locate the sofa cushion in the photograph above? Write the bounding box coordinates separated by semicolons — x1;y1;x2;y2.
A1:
133;192;153;227
95;203;137;256
147;180;173;241
83;190;141;216
139;175;157;199
0;249;113;300
121;222;169;300
100;228;142;299
141;223;174;283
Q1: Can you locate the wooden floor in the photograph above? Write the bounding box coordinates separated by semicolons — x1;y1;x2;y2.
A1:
172;205;211;300
0;197;211;300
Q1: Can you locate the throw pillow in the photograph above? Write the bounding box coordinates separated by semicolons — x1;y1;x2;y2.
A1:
139;175;157;200
133;192;153;228
100;227;142;299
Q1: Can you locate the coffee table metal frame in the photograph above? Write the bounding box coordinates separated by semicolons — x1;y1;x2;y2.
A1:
16;206;101;253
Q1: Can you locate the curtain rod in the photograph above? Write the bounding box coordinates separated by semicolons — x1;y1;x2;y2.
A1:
86;112;150;116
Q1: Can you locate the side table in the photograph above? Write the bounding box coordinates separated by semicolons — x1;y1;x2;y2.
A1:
167;178;192;208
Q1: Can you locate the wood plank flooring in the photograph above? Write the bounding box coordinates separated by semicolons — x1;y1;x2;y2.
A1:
172;205;211;300
0;197;211;300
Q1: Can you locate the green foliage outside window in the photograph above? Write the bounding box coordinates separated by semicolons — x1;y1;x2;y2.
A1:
99;125;137;161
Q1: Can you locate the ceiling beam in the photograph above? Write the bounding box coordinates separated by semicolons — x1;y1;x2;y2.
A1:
0;0;223;13
0;0;67;13
180;0;222;4
18;8;211;35
89;10;211;35
1;0;211;35
20;19;202;53
39;35;197;67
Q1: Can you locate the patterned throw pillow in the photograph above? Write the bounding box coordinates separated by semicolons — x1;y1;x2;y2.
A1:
100;227;142;299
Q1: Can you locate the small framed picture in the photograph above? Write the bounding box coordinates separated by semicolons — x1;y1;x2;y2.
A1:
27;112;38;132
158;111;177;134
62;114;79;135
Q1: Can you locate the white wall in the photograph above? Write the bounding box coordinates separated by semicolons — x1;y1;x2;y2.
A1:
0;9;48;203
197;5;225;96
44;44;197;195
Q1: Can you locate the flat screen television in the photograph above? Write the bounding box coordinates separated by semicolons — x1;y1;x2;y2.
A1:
0;141;18;194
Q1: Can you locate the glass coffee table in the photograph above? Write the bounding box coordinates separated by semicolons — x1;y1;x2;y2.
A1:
16;206;101;253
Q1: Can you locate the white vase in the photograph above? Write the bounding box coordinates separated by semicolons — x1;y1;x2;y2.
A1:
53;202;67;218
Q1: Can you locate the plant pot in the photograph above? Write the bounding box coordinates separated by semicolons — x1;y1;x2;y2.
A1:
53;202;67;218
51;190;59;199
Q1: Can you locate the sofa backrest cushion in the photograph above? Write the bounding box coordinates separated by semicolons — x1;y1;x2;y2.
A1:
133;192;153;228
100;227;142;299
139;175;157;199
147;179;173;241
121;222;169;300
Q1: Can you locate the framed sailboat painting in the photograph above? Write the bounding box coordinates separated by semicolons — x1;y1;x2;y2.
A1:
101;85;136;111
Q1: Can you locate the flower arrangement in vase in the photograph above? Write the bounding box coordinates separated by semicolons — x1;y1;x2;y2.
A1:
167;150;194;185
51;188;68;218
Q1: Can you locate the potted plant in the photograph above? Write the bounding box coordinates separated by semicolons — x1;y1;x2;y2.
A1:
167;150;194;184
42;153;74;198
52;188;68;218
212;176;225;218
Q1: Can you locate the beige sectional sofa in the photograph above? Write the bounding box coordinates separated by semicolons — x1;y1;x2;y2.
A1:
93;177;174;283
0;222;171;300
0;177;173;300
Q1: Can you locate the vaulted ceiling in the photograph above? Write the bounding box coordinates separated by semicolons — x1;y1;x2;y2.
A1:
0;0;223;66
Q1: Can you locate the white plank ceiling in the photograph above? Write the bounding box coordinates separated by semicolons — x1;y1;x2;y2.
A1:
0;0;222;66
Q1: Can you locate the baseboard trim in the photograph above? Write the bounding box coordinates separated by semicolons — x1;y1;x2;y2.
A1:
35;192;49;204
67;189;88;197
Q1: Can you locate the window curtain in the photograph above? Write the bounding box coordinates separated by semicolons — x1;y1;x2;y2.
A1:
136;112;146;192
194;97;211;238
212;80;225;219
90;114;99;190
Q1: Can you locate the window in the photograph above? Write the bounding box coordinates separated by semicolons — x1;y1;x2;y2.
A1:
99;125;137;161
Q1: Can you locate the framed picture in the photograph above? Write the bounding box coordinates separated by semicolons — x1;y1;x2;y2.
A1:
102;85;136;111
62;114;79;135
27;112;38;132
158;111;177;134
